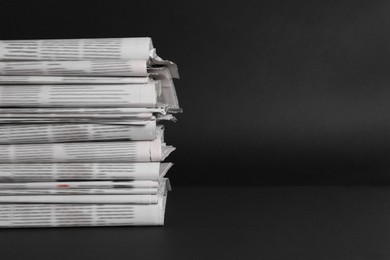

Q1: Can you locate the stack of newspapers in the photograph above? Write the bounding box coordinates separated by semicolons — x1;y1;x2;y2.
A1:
0;37;180;227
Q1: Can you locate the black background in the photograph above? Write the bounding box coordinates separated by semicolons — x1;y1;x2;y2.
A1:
1;2;390;259
1;0;390;186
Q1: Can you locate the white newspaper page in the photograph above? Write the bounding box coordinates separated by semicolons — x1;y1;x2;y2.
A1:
0;194;158;204
0;38;152;60
0;118;155;125
0;107;166;115
0;162;166;181
0;188;158;195
0;60;147;76
0;121;157;143
0;140;173;163
0;113;153;119
0;180;158;189
0;76;149;84
0;203;165;227
0;82;158;107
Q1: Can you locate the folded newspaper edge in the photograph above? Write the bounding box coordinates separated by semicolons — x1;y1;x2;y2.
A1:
0;118;156;125
0;112;156;119
0;81;159;108
0;60;149;77
0;75;151;85
0;194;158;204
0;178;170;227
0;179;169;204
0;179;168;204
151;67;181;113
0;111;169;124
0;108;167;115
0;180;160;189
0;127;175;163
0;121;159;144
0;162;173;182
0;79;180;112
0;188;159;195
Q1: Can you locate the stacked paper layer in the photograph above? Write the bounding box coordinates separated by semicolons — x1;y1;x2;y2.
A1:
0;37;180;228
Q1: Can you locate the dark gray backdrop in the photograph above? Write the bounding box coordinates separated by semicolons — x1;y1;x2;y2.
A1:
1;0;389;186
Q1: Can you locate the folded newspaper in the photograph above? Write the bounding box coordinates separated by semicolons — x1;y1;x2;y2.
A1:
0;37;180;227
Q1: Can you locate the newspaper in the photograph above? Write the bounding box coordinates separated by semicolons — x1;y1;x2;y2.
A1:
0;60;148;76
0;76;150;84
0;113;154;119
0;179;169;227
0;188;158;195
0;162;172;181
0;38;153;61
0;140;175;163
0;194;158;204
0;180;160;195
0;180;158;189
0;118;156;125
0;121;157;143
0;37;179;78
0;108;166;124
0;107;166;115
0;82;159;108
0;114;153;119
0;202;166;227
0;179;167;204
0;37;178;228
0;122;172;163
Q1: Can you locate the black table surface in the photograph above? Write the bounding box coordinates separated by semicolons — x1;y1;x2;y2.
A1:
1;187;390;260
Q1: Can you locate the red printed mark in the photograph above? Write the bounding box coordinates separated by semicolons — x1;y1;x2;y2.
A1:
57;184;70;188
